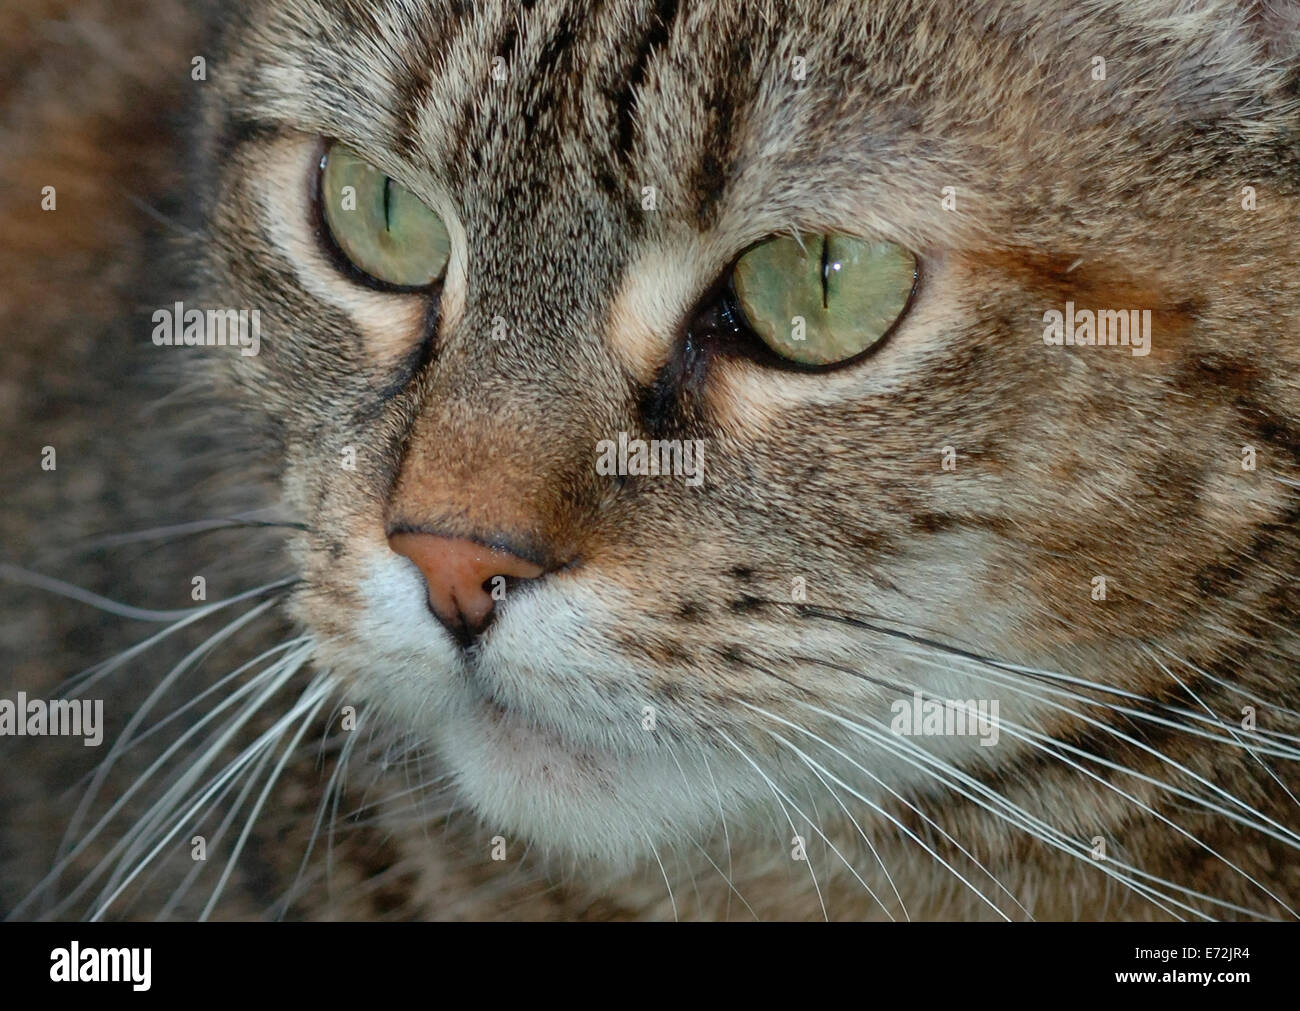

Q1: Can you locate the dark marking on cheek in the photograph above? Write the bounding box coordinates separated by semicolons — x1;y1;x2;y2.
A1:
1183;352;1258;394
728;565;754;581
968;247;1203;356
592;162;628;211
719;644;746;666
728;595;765;614
1194;562;1240;598
675;600;707;621
799;462;827;485
497;22;519;71
217;115;284;155
1234;399;1300;465
624;635;688;665
912;512;957;535
656;680;684;704
535;14;580;77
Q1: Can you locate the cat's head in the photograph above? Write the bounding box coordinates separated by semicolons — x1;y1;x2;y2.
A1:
192;0;1300;871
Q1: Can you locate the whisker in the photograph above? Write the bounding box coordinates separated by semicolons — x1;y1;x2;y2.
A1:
869;643;1300;855
1143;643;1300;812
62;515;310;556
797;666;1288;919
201;681;332;919
40;642;314;919
10;631;308;920
88;673;332;920
0;563;294;623
727;674;1025;920
712;728;829;921
154;723;286;921
59;576;299;700
689;838;758;920
699;750;737;922
793;700;1205;920
784;605;1300;854
643;832;678;921
55;598;288;882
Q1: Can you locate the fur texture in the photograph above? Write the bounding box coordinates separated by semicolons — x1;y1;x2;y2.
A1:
3;0;1300;920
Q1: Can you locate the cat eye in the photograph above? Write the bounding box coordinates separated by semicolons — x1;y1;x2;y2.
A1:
319;143;451;289
731;234;917;366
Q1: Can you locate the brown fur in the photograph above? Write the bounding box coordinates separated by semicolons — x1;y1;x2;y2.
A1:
3;0;1300;920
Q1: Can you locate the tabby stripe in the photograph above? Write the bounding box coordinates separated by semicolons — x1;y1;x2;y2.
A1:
393;6;475;162
215;115;285;156
532;6;585;80
613;0;682;165
689;18;763;229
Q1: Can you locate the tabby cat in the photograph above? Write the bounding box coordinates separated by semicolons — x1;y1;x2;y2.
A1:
2;0;1299;921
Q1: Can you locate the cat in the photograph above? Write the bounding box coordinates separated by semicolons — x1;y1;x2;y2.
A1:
3;0;1300;921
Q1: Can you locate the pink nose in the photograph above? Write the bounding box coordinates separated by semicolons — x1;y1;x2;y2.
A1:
388;532;544;641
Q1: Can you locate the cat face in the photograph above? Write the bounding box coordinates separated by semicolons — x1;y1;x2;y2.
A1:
195;0;1300;878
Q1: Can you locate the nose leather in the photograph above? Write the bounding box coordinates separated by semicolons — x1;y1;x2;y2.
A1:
388;532;544;640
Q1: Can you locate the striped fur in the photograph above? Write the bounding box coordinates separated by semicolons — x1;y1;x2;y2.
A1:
3;0;1300;919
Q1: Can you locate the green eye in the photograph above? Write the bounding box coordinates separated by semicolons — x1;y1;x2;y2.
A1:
320;143;450;288
732;234;917;366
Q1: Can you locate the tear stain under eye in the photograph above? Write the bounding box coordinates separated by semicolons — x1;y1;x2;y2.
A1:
634;283;746;438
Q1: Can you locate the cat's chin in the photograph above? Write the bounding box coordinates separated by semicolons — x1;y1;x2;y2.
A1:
430;694;722;869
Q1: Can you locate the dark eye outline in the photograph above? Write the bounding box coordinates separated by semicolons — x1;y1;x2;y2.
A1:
705;236;921;374
311;139;446;295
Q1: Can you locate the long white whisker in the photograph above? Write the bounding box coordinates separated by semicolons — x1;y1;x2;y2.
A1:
54;578;298;703
57;598;286;874
1145;642;1300;811
0;563;293;623
712;728;829;921
793;701;1199;920
201;682;332;919
11;636;310;920
871;643;1300;852
89;674;331;920
54;643;313;918
643;832;678;921
801;691;1281;919
699;750;737;922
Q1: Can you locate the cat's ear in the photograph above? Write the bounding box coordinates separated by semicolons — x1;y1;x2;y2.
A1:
1241;1;1300;65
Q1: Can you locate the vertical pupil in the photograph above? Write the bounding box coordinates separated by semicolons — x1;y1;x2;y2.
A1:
382;176;393;231
819;235;830;309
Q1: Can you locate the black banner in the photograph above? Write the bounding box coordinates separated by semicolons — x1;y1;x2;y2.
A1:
0;922;1283;999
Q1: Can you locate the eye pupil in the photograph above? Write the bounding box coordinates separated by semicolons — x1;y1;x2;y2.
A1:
820;236;830;310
